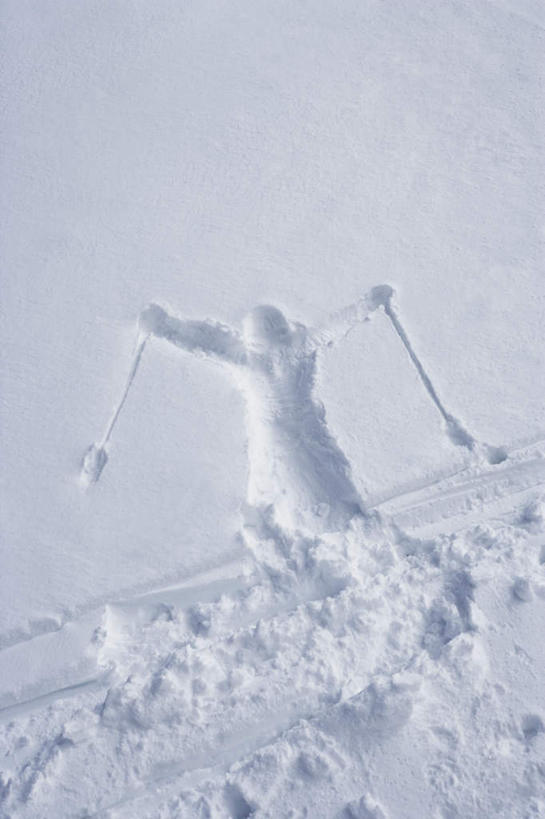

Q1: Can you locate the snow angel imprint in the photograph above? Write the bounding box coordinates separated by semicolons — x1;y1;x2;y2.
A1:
82;287;394;535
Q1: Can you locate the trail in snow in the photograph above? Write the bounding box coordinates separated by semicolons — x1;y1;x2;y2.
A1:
80;332;148;487
380;290;507;465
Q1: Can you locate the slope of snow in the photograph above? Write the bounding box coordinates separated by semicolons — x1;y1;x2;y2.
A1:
1;0;544;816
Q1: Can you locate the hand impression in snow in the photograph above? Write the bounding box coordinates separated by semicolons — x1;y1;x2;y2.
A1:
81;284;506;533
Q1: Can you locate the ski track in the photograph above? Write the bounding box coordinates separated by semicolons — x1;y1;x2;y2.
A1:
0;678;106;724
380;453;545;528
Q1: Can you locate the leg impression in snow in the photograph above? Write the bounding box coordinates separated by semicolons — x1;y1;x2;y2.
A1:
81;285;506;533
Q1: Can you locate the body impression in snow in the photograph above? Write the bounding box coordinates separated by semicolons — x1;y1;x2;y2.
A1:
81;285;506;534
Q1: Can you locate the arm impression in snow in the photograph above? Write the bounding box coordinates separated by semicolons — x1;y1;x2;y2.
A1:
140;304;246;365
313;284;394;346
80;305;246;488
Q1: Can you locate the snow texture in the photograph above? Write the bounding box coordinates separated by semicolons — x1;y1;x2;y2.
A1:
1;0;544;817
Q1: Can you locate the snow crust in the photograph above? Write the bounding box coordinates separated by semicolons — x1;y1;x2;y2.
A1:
1;0;544;816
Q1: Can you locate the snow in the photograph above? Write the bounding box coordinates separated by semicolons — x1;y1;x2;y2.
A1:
1;0;544;816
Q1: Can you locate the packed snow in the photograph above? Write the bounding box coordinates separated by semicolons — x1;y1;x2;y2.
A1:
1;1;544;817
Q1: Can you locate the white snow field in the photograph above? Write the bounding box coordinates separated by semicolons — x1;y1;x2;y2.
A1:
1;0;544;817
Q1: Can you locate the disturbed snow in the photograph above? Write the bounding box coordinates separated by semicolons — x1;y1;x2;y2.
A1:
1;478;544;818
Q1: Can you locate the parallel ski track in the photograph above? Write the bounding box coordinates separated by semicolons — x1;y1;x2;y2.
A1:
383;453;545;530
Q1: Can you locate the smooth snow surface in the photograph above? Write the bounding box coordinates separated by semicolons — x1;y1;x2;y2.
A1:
1;1;544;817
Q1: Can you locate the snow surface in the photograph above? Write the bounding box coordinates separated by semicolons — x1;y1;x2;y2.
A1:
1;0;544;817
